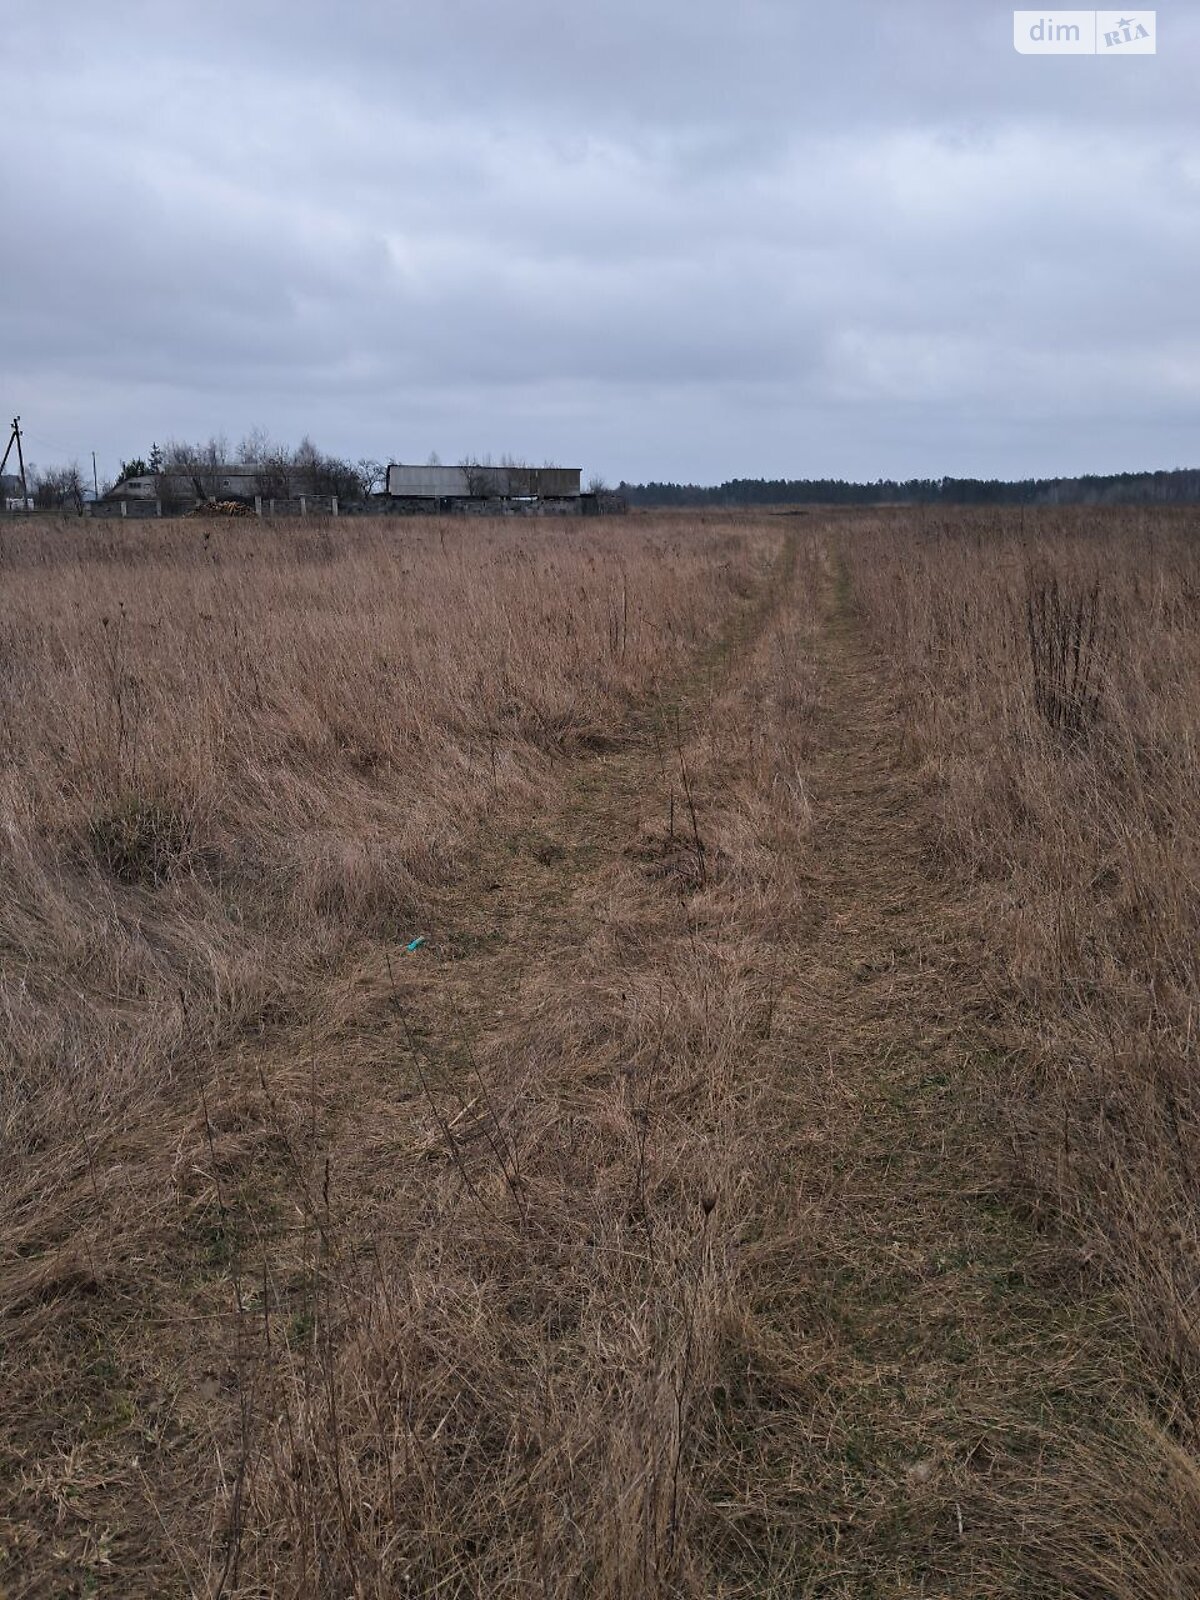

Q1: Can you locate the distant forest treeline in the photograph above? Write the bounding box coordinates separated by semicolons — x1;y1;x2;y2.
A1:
618;469;1200;508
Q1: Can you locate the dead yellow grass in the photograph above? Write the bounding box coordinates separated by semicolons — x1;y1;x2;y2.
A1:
841;506;1200;1505
3;507;1199;1596
0;512;774;1591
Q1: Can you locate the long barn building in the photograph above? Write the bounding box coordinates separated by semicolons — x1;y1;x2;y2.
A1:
385;463;584;514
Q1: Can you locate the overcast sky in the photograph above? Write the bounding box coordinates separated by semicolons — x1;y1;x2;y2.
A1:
2;1;1198;485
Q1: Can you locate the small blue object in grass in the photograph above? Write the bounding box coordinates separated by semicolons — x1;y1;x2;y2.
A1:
406;936;427;954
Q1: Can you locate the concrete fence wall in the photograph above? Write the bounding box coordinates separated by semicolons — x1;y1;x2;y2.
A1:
83;492;625;522
87;495;345;520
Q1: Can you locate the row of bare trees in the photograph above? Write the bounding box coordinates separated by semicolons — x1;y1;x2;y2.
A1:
151;433;385;506
459;451;609;496
20;434;388;514
19;463;89;512
22;434;607;512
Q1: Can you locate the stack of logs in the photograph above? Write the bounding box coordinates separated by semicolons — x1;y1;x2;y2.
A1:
185;501;256;518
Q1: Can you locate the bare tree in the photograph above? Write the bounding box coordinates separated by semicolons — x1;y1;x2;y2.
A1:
32;462;87;513
163;436;229;502
460;454;495;498
255;448;292;501
237;426;272;464
355;458;386;497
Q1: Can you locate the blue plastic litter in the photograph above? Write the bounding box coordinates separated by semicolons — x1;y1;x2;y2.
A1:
406;936;427;953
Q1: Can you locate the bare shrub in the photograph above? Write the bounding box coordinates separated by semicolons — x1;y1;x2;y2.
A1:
1025;565;1106;736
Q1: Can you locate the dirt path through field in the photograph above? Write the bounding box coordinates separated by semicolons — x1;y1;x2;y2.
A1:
290;529;1177;1595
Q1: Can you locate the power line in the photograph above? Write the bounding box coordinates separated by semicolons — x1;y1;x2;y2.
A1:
21;426;77;458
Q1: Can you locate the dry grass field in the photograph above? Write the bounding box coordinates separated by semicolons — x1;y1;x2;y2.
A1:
842;507;1200;1434
3;507;1200;1596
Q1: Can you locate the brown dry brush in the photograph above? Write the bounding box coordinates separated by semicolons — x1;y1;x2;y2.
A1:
223;531;826;1596
14;503;1200;1594
841;504;1200;1443
1024;565;1106;737
0;513;800;1595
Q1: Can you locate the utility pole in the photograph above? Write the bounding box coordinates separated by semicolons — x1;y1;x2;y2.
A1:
14;418;28;510
0;416;30;511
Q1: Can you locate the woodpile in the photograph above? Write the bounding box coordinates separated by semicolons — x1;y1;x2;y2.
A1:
186;500;256;518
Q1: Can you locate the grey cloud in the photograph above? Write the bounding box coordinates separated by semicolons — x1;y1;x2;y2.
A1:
2;1;1198;484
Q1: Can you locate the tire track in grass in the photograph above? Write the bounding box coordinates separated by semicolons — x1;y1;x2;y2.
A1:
739;543;1200;1596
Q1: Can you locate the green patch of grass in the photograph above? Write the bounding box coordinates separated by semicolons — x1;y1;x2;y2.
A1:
288;1308;315;1346
88;795;192;886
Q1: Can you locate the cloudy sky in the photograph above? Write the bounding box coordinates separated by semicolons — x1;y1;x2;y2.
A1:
3;1;1198;485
